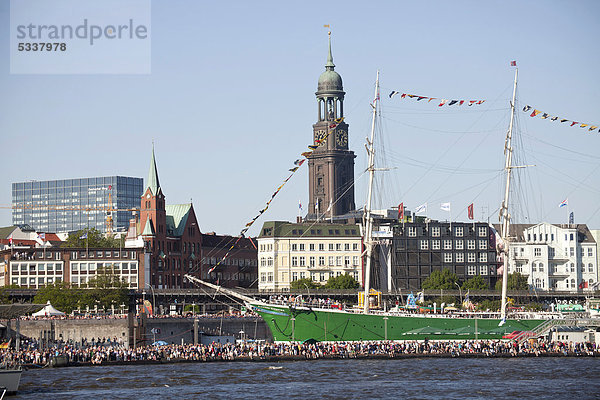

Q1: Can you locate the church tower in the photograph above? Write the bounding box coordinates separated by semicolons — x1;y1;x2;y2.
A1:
307;34;355;220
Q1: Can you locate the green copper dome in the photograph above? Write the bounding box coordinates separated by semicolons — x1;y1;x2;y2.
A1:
317;35;343;92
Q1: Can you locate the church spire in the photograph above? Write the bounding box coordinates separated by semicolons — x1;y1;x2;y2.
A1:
147;144;161;195
325;31;335;70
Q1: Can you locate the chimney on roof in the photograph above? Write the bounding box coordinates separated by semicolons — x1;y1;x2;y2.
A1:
297;216;302;223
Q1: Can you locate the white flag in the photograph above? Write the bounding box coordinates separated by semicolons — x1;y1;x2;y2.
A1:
415;203;427;214
440;202;451;212
326;199;333;212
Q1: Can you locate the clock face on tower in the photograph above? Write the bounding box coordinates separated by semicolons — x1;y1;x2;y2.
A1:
315;130;327;146
336;130;348;147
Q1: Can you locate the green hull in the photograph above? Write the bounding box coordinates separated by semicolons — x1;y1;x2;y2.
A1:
251;303;547;342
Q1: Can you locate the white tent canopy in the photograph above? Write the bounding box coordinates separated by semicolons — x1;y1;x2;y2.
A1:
32;301;65;317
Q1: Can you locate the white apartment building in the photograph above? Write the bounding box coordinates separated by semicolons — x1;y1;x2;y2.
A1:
505;223;597;292
257;221;363;291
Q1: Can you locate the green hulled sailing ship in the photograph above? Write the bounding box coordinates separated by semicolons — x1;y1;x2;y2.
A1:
187;67;559;342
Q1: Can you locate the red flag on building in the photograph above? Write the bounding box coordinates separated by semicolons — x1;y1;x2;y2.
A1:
467;203;474;220
398;203;404;220
510;61;517;67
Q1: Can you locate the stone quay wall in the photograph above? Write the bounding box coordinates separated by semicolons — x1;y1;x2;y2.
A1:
9;317;273;347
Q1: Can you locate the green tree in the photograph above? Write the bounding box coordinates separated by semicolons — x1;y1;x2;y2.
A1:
495;273;529;291
290;278;319;290
462;275;489;290
33;282;81;314
422;269;458;290
324;274;359;289
83;266;129;311
61;228;123;248
476;299;501;312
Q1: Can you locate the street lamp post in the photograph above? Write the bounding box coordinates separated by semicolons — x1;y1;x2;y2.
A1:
454;282;463;305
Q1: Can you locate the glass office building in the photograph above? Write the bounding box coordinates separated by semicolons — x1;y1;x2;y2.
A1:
12;176;143;234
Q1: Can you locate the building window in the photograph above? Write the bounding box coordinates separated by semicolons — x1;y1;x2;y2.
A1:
443;253;452;263
336;243;342;251
570;247;575;257
291;243;298;251
467;253;476;263
443;240;452;250
455;240;463;250
570;263;575;272
479;253;487;263
292;272;298;281
467;265;476;275
467;240;475;250
455;253;464;263
319;243;325;251
319;256;325;266
267;272;273;282
309;243;315;251
478;226;487;237
431;240;440;250
588;248;593;257
299;272;305;280
291;257;298;267
480;265;488;275
344;243;350;251
532;263;537;272
344;256;350;266
431;226;440;237
539;263;544;272
336;256;342;266
534;248;541;257
299;257;306;267
455;226;463;237
420;240;429;250
299;244;305;251
260;273;266;282
478;240;487;250
589;263;594;273
329;244;334;251
320;273;325;282
353;243;359;251
310;257;316;268
353;256;359;266
328;256;334;266
311;272;316;282
267;257;273;266
408;227;417;237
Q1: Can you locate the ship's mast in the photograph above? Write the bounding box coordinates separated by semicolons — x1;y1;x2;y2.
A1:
363;70;379;314
499;67;518;322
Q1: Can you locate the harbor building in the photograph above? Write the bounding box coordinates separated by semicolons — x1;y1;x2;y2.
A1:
0;246;146;290
12;176;143;234
257;221;363;292
199;232;258;289
135;147;202;289
306;35;356;220
500;223;598;292
388;220;499;291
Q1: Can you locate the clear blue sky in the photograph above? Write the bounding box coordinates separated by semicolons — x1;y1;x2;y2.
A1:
1;0;599;236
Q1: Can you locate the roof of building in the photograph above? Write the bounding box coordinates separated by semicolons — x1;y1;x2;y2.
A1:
201;232;256;250
259;221;361;238
165;204;192;237
0;226;18;240
141;218;155;236
317;35;343;93
493;223;596;243
146;146;161;196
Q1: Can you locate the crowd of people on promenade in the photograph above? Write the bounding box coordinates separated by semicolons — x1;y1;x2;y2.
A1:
1;338;597;368
18;311;258;321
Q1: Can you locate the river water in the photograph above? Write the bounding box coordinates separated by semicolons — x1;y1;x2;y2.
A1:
14;357;600;399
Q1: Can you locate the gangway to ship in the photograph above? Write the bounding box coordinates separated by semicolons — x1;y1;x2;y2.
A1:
514;317;600;344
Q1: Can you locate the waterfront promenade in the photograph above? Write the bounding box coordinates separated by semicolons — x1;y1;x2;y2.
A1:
2;339;597;368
